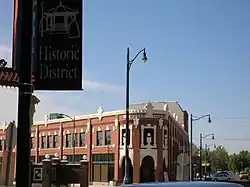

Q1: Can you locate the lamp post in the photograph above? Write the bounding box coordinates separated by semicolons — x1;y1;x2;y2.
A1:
199;133;214;180
190;114;211;181
124;47;147;184
58;113;76;163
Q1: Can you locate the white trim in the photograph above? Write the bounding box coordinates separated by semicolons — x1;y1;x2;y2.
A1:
141;124;157;149
32;108;188;135
120;124;133;149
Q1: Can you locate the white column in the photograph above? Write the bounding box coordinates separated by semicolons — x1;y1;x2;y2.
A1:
141;126;144;147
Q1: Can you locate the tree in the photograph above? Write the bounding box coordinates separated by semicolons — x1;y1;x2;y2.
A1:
228;153;239;172
210;146;229;171
228;151;250;172
192;143;199;156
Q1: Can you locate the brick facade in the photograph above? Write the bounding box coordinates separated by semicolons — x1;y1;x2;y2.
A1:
0;101;189;184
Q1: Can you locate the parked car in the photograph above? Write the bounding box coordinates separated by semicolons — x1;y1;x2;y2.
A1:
239;171;249;180
122;181;244;187
215;171;239;181
211;172;233;181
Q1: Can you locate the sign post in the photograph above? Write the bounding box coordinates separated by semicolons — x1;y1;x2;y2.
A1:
35;0;83;90
15;1;33;187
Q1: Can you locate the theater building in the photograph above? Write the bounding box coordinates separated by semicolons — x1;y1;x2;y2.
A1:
0;101;189;184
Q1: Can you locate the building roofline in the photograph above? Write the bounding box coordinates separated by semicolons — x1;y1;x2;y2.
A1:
33;107;188;136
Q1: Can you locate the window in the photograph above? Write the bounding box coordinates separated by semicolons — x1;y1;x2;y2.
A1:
105;130;111;145
3;139;6;150
0;140;3;151
73;133;78;147
66;134;72;147
96;131;103;146
47;135;53;148
67;154;84;163
53;135;58;148
92;153;115;182
31;137;35;149
80;132;85;147
41;136;46;149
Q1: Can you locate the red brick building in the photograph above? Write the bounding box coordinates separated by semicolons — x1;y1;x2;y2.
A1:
0;101;189;184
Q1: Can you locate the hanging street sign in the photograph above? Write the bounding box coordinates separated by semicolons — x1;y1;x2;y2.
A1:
35;0;83;90
0;68;35;88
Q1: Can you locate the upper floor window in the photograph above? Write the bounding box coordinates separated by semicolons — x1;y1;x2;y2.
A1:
47;135;53;148
96;131;103;146
66;134;72;147
80;132;85;147
53;135;58;148
41;136;46;149
31;137;35;149
0;140;3;151
105;130;111;145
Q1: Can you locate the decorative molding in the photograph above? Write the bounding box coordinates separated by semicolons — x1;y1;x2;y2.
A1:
159;118;164;129
140;150;157;169
141;124;157;149
119;149;134;166
114;118;119;131
133;117;139;128
32;103;188;137
59;123;62;134
144;102;154;118
119;124;133;149
97;106;104;121
86;121;91;133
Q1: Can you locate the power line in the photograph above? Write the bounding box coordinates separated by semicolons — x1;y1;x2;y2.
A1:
193;137;250;141
212;116;250;120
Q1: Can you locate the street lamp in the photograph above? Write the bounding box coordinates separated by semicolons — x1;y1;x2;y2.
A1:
124;47;147;184
190;114;211;181
199;133;215;180
58;113;76;163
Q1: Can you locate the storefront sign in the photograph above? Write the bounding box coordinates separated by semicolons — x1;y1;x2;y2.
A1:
35;0;82;90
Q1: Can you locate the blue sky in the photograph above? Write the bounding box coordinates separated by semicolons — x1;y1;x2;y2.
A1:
0;0;250;153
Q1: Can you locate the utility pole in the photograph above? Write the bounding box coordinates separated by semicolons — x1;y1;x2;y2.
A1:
15;1;33;187
199;133;202;181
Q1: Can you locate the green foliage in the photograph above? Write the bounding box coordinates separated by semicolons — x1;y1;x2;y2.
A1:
228;150;250;172
202;145;229;171
196;143;250;172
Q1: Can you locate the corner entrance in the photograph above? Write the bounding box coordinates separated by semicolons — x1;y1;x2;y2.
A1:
140;155;155;183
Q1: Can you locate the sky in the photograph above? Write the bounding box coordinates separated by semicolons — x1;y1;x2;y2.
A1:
0;0;250;153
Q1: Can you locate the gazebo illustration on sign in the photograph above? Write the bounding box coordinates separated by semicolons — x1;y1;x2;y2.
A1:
39;1;80;39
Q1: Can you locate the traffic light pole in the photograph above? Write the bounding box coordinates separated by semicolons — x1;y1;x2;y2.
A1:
15;0;33;187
